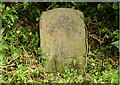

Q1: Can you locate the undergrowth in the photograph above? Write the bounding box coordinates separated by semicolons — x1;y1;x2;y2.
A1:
1;2;119;84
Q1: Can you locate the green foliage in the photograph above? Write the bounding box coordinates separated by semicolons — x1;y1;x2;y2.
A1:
112;2;119;9
111;40;119;48
1;2;118;84
2;4;18;26
1;3;46;83
73;59;77;66
87;51;118;83
90;68;118;83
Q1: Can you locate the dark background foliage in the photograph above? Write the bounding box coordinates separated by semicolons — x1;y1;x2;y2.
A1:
1;2;119;83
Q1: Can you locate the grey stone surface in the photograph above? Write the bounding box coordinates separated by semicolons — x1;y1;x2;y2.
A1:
40;8;87;72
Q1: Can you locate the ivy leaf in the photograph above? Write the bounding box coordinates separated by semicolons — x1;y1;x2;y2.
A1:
101;27;108;33
105;34;109;39
36;17;40;21
14;51;19;57
2;49;6;55
6;6;10;11
73;59;77;66
91;63;95;66
111;40;119;49
97;3;101;9
2;4;5;9
78;75;83;80
27;80;34;83
112;2;118;9
2;43;9;50
9;46;15;53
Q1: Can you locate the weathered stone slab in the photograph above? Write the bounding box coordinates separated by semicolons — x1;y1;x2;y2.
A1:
40;8;86;72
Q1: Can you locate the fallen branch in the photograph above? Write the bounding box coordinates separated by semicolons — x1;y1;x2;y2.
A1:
88;32;104;45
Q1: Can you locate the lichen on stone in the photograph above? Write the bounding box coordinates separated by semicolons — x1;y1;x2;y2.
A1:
40;8;87;72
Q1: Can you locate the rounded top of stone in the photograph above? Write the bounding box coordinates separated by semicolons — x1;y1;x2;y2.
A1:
42;8;84;19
